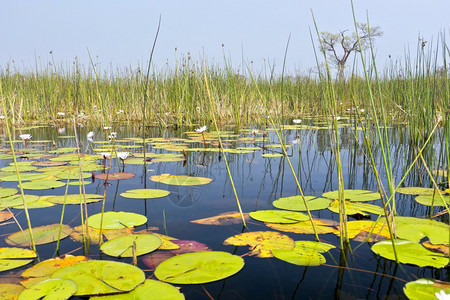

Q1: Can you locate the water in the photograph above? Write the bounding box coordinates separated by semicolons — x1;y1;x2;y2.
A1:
0;122;448;299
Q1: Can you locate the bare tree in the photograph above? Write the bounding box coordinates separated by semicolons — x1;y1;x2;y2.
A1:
320;23;383;80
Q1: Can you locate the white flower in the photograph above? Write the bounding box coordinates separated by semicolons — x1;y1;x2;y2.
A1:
360;109;365;113
334;116;341;121
101;152;111;158
0;116;5;120
78;112;85;117
93;105;97;109
103;126;112;130
293;119;302;124
195;126;207;133
19;134;32;141
58;128;66;134
436;290;450;300
109;132;117;139
119;110;124;113
117;152;129;160
57;112;65;117
87;131;94;139
251;130;259;134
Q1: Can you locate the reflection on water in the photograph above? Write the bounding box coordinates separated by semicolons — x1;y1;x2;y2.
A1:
0;121;448;299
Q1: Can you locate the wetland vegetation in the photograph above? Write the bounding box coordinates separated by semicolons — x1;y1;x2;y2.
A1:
0;17;449;299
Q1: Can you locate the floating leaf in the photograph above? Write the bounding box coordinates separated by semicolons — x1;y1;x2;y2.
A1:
404;278;450;300
171;240;210;254
46;194;103;205
249;210;309;223
224;231;294;258
0;188;18;198
261;153;283;158
415;194;450;207
393;216;449;245
397;187;442;196
328;199;384;216
339;220;391;242
0;172;48;182
31;161;67;167
70;225;133;245
88;211;147;230
190;211;250;225
0;284;24;299
273;241;335;266
1;165;37;172
371;239;448;268
100;234;161;257
18;278;77;300
322;189;380;202
0;211;14;222
90;279;185;300
13;196;56;209
94;172;136;180
150;174;212;186
155;251;244;284
0;195;39;209
0;247;36;272
266;219;339;235
20;180;65;190
52;260;145;296
273;196;332;211
120;189;170;199
6;224;72;247
422;241;449;256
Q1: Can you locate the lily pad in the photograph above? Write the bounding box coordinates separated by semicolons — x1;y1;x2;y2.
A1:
100;234;161;257
0;284;25;299
273;196;332;211
273;241;335;266
120;189;170;199
249;210;309;223
0;211;14;222
266;219;339;235
1;165;38;172
393;216;449;245
90;279;185;300
322;189;380;202
18;278;77;300
0;172;48;182
46;194;103;205
328;199;384;216
31;161;68;167
371;239;448;268
52;260;145;296
155;251;244;284
88;211;147;230
0;187;18;198
404;278;450;300
20;180;65;190
150;174;212;186
6;224;72;247
0;247;36;272
190;211;250;225
224;231;295;258
0;194;39;209
397;187;443;196
94;172;136;180
415;194;450;207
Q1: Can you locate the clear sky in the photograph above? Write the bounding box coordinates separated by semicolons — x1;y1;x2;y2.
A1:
2;1;449;76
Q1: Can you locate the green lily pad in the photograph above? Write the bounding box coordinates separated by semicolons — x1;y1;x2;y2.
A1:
322;189;380;202
6;224;72;247
393;216;449;245
0;187;18;198
0;247;36;272
155;251;244;284
18;278;77;300
20;180;65;190
397;187;443;196
415;194;450;207
404;278;450;300
46;194;103;205
0;172;48;182
1;165;38;172
273;241;335;266
120;189;170;199
261;153;284;158
249;210;309;223
328;199;384;216
31;161;68;167
0;194;39;209
371;239;448;268
13;196;56;209
90;279;185;300
100;234;161;257
88;211;147;229
52;260;145;296
150;174;212;186
273;196;332;211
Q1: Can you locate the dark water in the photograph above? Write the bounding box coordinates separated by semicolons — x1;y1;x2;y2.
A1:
0;122;448;299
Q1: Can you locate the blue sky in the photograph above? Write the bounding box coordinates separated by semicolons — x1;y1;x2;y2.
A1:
2;1;449;75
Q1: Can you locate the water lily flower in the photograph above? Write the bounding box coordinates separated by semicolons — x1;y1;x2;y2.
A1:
19;134;32;148
293;119;302;124
101;152;111;159
78;112;85;117
57;112;65;117
360;109;365;113
436;290;450;300
108;132;117;141
58;128;66;134
251;130;259;134
195;126;207;133
87;131;94;139
103;126;112;130
334;116;341;121
0;115;5;120
117;152;129;160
